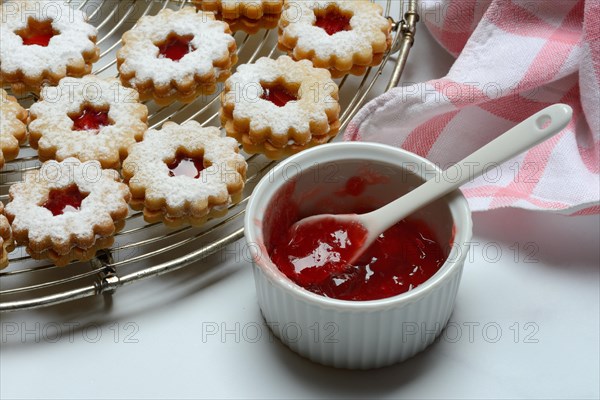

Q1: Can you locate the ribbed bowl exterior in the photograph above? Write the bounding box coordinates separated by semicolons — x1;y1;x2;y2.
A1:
253;258;464;369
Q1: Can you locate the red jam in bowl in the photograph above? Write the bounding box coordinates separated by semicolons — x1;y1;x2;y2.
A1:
266;172;448;301
270;216;446;301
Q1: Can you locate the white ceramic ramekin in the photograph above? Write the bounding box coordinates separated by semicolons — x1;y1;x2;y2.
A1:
245;142;472;369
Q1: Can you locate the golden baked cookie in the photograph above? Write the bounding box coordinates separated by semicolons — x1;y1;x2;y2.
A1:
28;75;148;169
4;158;131;265
0;1;99;93
0;89;28;169
221;55;340;159
193;0;283;20
122;121;247;227
278;0;392;78
117;7;238;105
0;202;13;269
223;14;280;34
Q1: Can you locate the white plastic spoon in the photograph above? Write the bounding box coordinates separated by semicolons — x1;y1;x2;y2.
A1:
290;103;573;270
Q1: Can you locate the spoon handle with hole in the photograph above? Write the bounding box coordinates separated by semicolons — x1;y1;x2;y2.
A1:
363;103;573;237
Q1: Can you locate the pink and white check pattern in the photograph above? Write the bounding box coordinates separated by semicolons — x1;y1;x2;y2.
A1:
345;0;599;214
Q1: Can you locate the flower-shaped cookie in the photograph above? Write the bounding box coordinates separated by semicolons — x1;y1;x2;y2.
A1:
117;7;238;105
28;75;148;169
0;1;99;93
221;55;340;159
194;0;283;19
278;0;392;78
122;121;247;227
0;203;13;269
4;158;131;265
0;89;28;169
223;14;281;34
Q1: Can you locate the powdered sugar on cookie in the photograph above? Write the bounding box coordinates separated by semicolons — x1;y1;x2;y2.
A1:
278;1;392;75
29;75;148;169
0;1;99;89
122;121;247;222
222;56;339;136
5;158;130;254
117;7;237;103
222;56;339;139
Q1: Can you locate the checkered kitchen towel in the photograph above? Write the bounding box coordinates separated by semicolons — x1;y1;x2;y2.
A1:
345;0;599;214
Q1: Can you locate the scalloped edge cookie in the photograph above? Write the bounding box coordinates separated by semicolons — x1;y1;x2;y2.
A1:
28;75;148;169
117;7;238;105
0;1;100;93
0;89;28;169
0;203;13;269
122;121;247;227
278;0;392;78
5;158;131;257
221;55;340;159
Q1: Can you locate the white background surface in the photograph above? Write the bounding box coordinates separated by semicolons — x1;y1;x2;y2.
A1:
1;14;599;400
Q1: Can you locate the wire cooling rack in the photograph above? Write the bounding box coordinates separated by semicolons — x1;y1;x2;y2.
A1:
0;0;418;311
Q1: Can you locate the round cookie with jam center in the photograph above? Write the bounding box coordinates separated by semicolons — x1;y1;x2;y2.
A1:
4;158;131;266
0;1;99;93
278;0;392;78
221;55;340;159
117;7;238;105
28;75;148;169
122;121;247;227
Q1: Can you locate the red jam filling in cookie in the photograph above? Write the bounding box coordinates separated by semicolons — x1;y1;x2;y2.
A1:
70;106;110;132
167;152;205;179
158;34;195;62
43;185;88;216
315;9;351;36
16;19;56;46
261;85;298;107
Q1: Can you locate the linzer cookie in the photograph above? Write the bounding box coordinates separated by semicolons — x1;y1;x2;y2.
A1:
0;1;100;93
0;89;28;169
123;121;247;226
193;0;283;20
221;55;340;159
194;0;282;34
223;14;280;34
28;75;148;169
4;158;131;266
117;7;238;105
278;0;392;78
122;121;247;227
0;203;12;269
